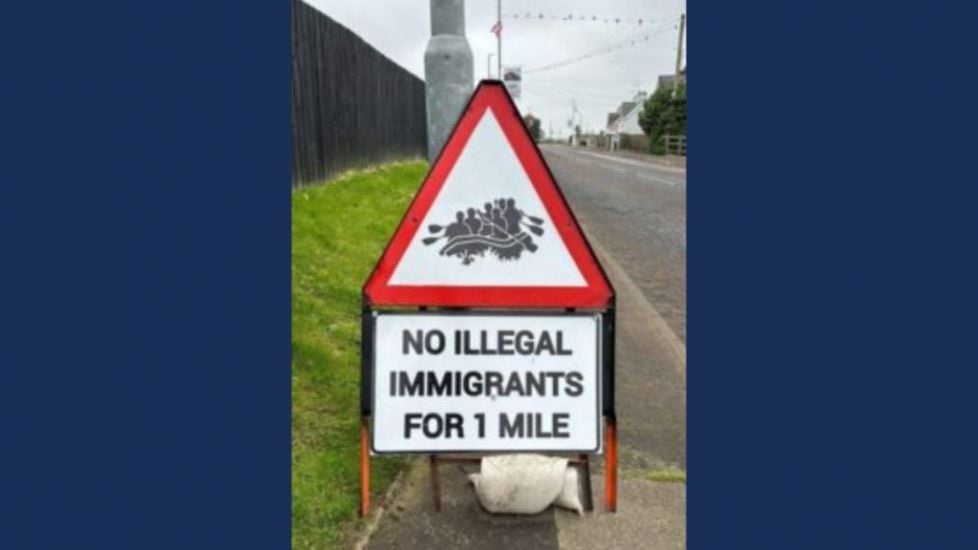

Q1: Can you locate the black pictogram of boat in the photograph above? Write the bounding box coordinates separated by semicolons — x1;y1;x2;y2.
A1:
421;197;545;265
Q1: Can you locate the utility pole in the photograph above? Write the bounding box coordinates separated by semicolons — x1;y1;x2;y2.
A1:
487;53;494;79
673;13;685;97
570;99;583;145
496;0;502;79
424;0;474;162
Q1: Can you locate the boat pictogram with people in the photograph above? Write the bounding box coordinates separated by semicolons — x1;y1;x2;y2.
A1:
422;197;545;265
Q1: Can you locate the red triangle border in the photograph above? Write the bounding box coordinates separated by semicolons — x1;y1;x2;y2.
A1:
363;81;614;309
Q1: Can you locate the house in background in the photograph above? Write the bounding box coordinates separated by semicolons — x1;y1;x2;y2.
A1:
606;91;648;152
657;67;687;91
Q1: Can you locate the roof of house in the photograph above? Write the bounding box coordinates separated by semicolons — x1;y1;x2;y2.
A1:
607;92;649;131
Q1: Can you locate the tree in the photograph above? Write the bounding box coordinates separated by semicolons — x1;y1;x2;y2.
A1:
638;83;686;154
523;114;543;142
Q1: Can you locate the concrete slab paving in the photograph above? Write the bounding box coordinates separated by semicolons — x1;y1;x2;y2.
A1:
364;459;559;550
556;472;685;550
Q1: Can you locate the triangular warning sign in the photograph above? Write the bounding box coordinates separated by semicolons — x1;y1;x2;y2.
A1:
364;81;614;308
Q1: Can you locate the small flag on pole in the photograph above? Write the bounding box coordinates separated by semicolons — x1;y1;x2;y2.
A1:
491;21;502;36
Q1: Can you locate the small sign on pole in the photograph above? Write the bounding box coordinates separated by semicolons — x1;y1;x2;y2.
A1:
502;66;522;98
360;81;616;517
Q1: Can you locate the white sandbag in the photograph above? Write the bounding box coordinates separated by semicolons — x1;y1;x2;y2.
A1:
468;454;567;514
468;454;565;514
554;467;584;516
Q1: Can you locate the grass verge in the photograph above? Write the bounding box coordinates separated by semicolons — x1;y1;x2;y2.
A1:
292;162;426;549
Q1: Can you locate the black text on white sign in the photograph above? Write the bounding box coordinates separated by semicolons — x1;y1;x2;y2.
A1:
371;313;601;453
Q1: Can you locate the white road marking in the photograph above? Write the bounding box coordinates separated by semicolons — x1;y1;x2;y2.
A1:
636;172;679;187
543;146;685;187
557;147;687;175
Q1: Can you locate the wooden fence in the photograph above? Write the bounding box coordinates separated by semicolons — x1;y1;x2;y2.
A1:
620;133;650;154
663;134;687;156
292;0;427;187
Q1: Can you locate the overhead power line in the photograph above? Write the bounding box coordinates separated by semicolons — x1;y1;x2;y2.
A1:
520;91;617;108
521;85;612;99
523;83;636;102
524;19;680;75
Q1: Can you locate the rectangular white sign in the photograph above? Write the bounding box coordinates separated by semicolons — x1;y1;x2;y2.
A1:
502;66;522;98
371;313;600;453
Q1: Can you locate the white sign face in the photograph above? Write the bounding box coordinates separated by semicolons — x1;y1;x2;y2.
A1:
371;313;601;453
502;66;522;98
388;109;586;288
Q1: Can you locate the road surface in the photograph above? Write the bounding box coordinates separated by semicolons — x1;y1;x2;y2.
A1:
360;145;686;550
542;145;686;344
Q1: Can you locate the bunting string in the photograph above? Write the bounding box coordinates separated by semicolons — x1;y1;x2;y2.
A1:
503;12;676;26
524;19;680;74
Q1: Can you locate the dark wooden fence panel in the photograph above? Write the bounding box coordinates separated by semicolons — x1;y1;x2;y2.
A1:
292;0;426;187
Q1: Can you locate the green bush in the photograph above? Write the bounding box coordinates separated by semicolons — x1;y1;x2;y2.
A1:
639;83;686;155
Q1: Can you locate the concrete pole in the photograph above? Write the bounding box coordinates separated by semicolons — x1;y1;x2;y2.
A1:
425;0;474;162
673;14;685;98
496;0;502;79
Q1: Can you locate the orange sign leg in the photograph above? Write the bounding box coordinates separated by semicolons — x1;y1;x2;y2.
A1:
359;417;370;517
605;415;618;512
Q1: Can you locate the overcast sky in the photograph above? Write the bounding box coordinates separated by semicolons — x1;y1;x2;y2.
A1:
307;0;686;138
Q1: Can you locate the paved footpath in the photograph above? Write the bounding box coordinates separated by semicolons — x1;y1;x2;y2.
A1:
357;146;686;549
